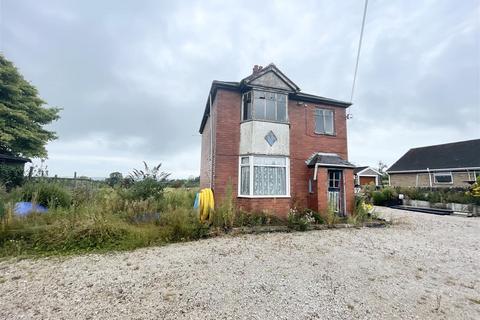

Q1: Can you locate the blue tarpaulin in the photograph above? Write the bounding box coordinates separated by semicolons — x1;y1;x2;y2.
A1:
193;192;200;209
14;202;48;217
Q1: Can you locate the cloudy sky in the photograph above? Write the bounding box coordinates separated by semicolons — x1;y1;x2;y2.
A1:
2;0;479;178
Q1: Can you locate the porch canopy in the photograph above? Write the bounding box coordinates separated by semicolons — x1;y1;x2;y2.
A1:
306;152;355;179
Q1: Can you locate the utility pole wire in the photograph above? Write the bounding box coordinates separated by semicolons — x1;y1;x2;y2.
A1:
350;0;369;103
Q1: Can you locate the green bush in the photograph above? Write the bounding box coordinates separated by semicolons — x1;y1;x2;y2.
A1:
21;182;72;208
125;178;165;201
311;211;324;224
381;187;397;201
396;187;480;205
372;191;386;205
349;195;371;224
287;208;315;231
371;187;397;206
0;165;24;190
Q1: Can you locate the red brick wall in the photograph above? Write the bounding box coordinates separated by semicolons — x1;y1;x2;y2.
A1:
205;88;353;217
289;99;349;210
199;116;212;189
212;89;241;203
237;198;291;219
344;168;355;214
315;168;329;213
314;167;354;215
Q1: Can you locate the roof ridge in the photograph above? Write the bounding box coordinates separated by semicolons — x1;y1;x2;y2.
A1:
409;138;480;150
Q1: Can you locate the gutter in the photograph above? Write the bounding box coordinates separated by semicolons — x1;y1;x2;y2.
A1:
313;163;319;181
427;167;432;187
387;167;480;174
209;93;213;189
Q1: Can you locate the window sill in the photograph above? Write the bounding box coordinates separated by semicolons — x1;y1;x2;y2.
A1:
241;119;290;126
314;132;336;137
238;195;291;199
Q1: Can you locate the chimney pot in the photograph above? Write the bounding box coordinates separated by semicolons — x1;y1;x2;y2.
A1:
252;65;263;74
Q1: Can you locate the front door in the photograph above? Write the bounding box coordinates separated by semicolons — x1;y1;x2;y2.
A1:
328;170;343;215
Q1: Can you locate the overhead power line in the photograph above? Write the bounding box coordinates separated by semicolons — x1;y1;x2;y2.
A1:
349;0;369;103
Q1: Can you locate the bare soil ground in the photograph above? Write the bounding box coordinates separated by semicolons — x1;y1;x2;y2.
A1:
0;207;479;320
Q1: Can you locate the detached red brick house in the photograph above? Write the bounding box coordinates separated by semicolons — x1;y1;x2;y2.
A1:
199;64;354;217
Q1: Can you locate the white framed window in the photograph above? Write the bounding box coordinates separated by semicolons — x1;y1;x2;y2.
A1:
238;155;290;197
314;108;334;135
433;172;453;184
242;90;287;122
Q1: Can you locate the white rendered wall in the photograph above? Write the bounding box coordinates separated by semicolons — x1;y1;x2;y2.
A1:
239;121;289;156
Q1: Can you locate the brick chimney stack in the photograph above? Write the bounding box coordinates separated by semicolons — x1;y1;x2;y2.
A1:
252;65;263;74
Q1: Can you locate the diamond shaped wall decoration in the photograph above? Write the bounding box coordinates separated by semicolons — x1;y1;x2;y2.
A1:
264;130;277;147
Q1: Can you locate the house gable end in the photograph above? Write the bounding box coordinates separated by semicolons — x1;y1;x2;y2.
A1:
242;64;300;92
357;167;381;176
248;70;295;91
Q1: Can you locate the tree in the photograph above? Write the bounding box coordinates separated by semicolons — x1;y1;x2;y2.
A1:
377;161;389;186
126;162;171;200
128;162;170;182
377;161;388;174
0;54;60;158
105;172;124;187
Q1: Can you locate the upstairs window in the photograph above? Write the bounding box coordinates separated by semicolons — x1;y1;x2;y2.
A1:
315;109;334;135
242;90;287;122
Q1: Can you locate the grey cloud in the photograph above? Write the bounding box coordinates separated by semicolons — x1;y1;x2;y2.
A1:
2;0;479;176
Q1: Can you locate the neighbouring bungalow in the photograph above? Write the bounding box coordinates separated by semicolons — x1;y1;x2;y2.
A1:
387;139;480;188
354;166;382;187
199;63;355;217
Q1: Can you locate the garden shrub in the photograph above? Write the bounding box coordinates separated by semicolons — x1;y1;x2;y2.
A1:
323;206;339;226
21;181;72;208
381;187;397;202
232;210;283;227
125;178;165;201
396;186;480;206
287;208;315;231
372;191;386;205
349;195;374;224
0;165;24;190
469;176;480;198
370;187;397;206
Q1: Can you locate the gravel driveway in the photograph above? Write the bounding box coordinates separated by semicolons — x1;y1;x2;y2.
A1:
0;207;479;320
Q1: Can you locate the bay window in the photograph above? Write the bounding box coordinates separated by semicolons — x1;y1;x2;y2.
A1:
242;90;287;122
239;156;289;197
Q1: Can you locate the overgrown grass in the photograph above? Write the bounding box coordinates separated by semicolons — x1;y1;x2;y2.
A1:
0;185;207;258
0;180;385;258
